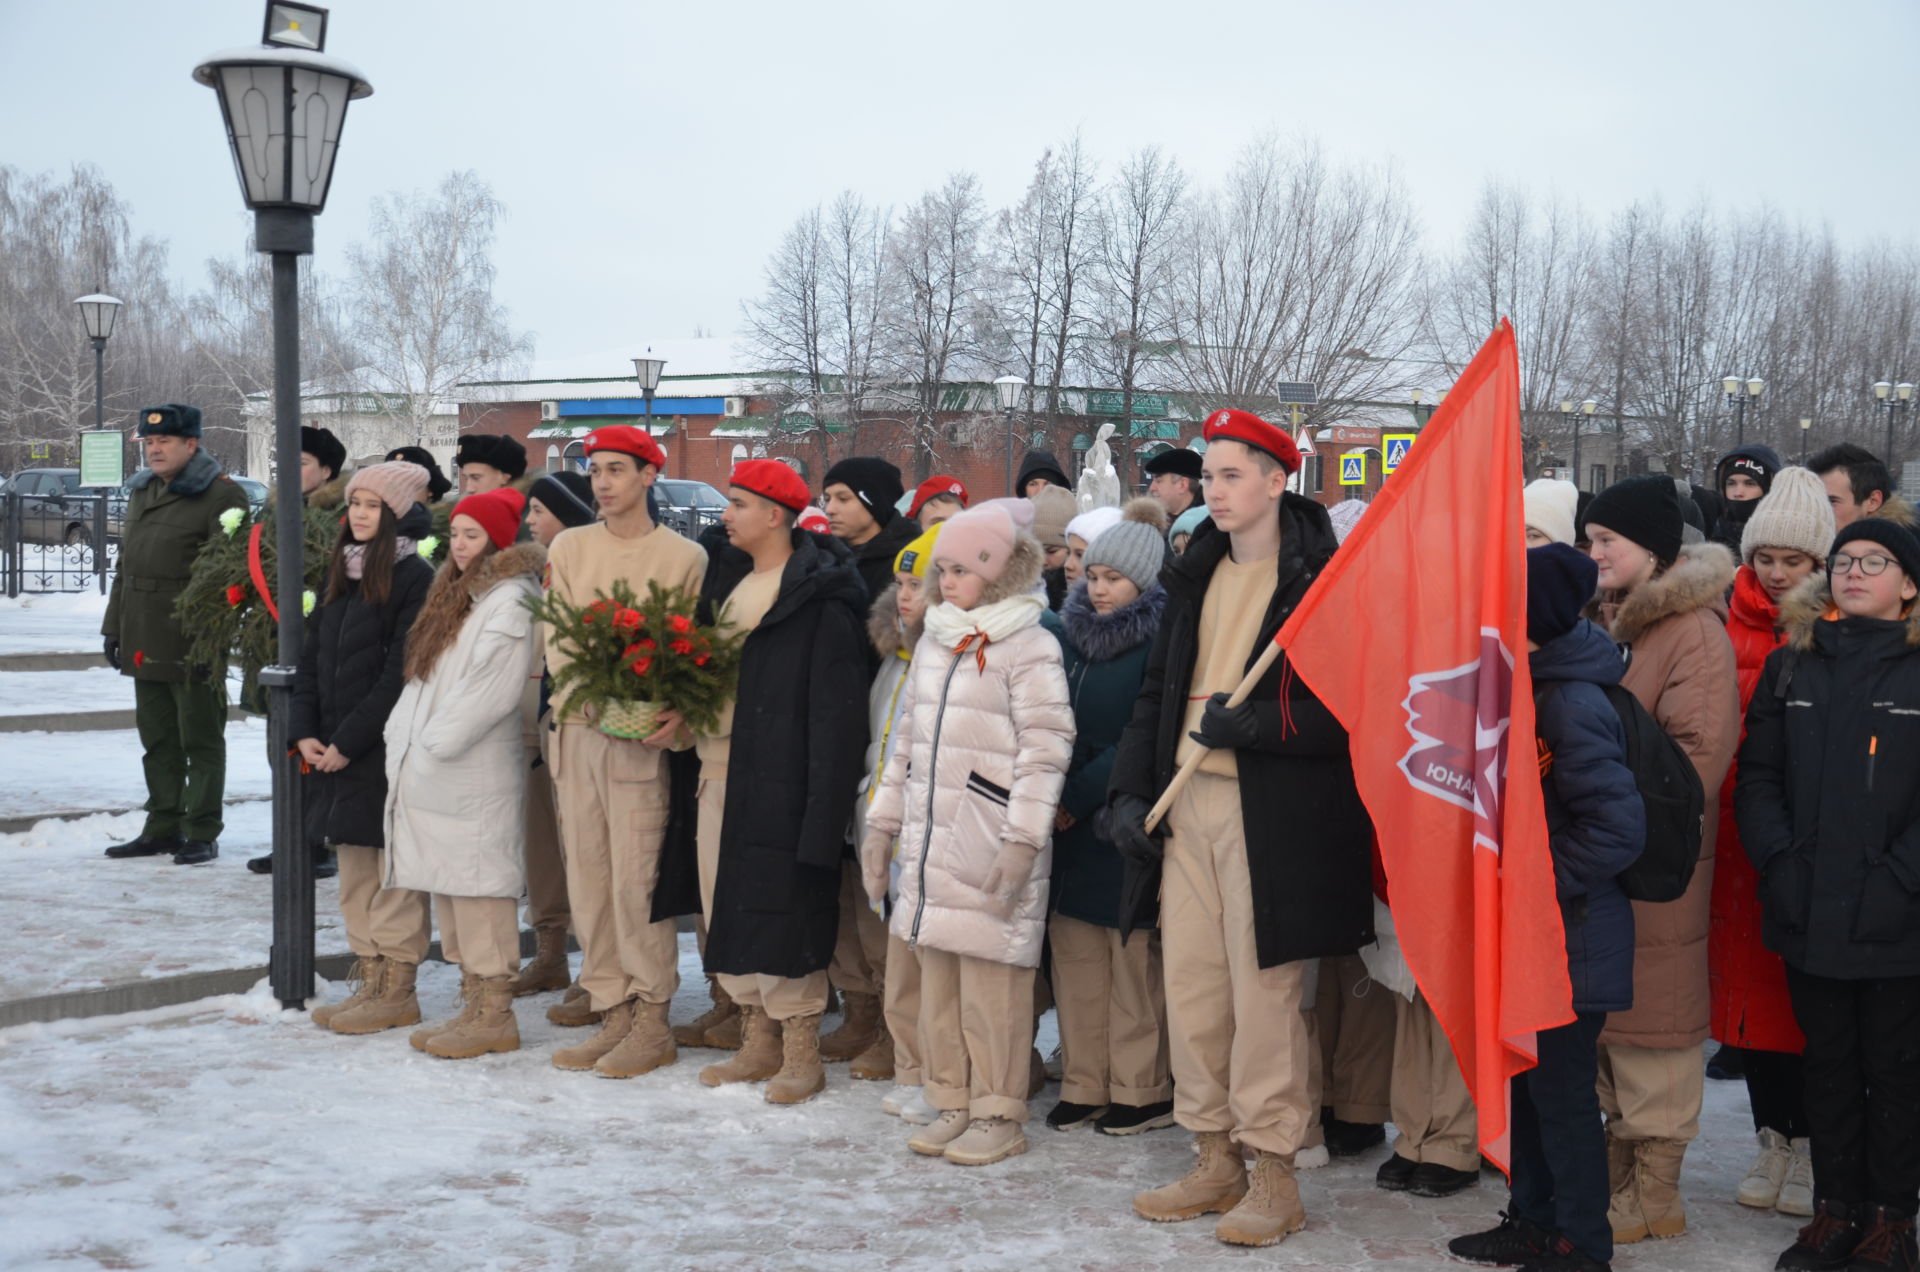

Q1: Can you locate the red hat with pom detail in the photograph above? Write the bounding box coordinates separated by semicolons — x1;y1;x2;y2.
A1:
1202;407;1300;475
582;424;666;471
452;487;526;551
729;459;811;513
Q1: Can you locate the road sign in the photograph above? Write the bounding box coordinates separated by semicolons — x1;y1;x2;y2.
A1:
79;430;124;488
1382;433;1416;474
1339;453;1367;486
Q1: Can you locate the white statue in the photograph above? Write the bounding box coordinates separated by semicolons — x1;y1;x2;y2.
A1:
1077;421;1122;513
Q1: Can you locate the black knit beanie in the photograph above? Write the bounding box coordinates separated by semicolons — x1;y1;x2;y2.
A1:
1585;474;1684;567
1527;543;1599;647
1832;519;1920;585
822;457;903;526
529;470;597;529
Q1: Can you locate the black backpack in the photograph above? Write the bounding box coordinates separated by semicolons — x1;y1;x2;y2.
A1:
1538;681;1704;904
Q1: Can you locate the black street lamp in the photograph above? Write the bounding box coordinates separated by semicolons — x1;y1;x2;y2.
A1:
995;374;1026;496
1872;380;1915;468
1559;398;1599;489
1722;375;1765;447
633;354;667;473
74;293;123;445
195;1;371;1010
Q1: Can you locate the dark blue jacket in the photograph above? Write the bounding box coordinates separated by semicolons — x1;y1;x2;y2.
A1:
1532;619;1645;1013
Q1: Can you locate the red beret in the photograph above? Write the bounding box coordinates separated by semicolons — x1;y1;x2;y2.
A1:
909;475;969;519
582;424;666;471
730;459;811;513
1202;408;1301;475
452;487;527;551
797;506;830;533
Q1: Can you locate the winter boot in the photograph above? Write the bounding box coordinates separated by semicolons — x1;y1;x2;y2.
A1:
1776;1200;1863;1270
1214;1151;1306;1247
552;999;633;1071
705;1008;745;1050
907;1109;971;1156
1613;1137;1687;1243
672;977;739;1048
411;972;481;1052
1448;1210;1557;1265
944;1117;1028;1166
329;959;421;1035
1778;1138;1815;1218
104;832;183;859
1605;1126;1634;1197
1849;1206;1920;1272
698;1007;783;1087
1133;1130;1249;1222
172;840;219;866
311;957;381;1028
817;990;880;1062
766;1013;826;1105
546;984;602;1028
593;999;676;1078
425;976;520;1059
849;1017;895;1081
510;925;571;997
1739;1127;1792;1209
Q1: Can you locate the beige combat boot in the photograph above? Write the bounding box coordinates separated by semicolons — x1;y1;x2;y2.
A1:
411;971;481;1052
546;983;602;1028
944;1117;1027;1166
510;925;571;997
311;957;382;1028
329;959;421;1035
1134;1131;1249;1222
673;977;739;1049
1608;1136;1649;1244
1634;1138;1689;1240
1215;1151;1307;1247
425;976;520;1059
849;1017;895;1082
766;1013;826;1105
908;1109;972;1156
594;999;677;1078
698;1007;783;1086
553;998;633;1071
818;991;881;1062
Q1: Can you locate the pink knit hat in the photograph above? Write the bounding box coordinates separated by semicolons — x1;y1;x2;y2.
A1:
344;461;430;518
932;497;1034;582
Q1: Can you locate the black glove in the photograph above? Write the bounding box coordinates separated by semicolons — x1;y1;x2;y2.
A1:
103;636;121;671
1101;791;1165;870
1188;693;1259;751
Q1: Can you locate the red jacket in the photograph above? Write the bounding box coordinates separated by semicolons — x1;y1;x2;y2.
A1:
1709;565;1805;1053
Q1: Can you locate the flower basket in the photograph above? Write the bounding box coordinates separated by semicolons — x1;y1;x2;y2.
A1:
596;697;663;741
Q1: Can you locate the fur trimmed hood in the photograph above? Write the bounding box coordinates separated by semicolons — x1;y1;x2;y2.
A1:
461;540;546;599
1876;494;1919;529
867;581;928;658
977;532;1046;608
1779;572;1920;651
1060;579;1167;663
404;540;545;683
129;447;223;497
1587;541;1736;645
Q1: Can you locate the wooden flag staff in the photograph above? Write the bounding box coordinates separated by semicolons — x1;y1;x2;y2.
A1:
1143;639;1286;833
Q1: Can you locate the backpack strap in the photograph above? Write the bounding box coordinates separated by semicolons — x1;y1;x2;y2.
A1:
1771;648;1800;700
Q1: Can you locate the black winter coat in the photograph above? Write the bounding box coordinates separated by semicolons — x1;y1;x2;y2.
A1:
1532;619;1644;1013
849;515;923;608
1108;495;1376;968
288;507;436;850
701;529;872;979
1736;583;1920;980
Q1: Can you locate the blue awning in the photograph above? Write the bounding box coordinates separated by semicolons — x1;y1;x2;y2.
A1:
558;397;724;417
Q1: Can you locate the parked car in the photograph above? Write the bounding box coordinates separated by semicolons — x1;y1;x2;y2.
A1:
232;477;268;512
652;478;729;536
7;468;123;546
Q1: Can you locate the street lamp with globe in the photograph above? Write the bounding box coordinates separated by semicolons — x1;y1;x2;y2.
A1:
995;375;1026;495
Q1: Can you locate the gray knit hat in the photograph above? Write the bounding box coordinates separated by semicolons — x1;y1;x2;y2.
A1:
1083;497;1171;591
1741;466;1837;564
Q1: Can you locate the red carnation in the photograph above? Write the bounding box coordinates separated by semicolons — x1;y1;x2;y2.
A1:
224;584;247;608
613;607;642;631
637;638;656;652
630;656;653;675
668;614;693;634
694;653;710;667
132;650;145;669
670;637;695;656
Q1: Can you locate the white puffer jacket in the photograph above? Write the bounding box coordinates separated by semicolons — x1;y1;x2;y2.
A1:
866;537;1074;968
384;543;543;898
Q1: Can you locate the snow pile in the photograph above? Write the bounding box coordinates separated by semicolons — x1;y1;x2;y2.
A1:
0;718;271;820
0;590;111;654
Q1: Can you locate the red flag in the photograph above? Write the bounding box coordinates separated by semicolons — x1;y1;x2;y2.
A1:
1279;321;1570;1173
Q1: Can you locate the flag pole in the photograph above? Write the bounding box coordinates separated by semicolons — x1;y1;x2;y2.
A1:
1143;638;1285;833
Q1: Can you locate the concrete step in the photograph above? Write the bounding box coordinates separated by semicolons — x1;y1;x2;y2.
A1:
0;704;251;734
0;794;270;835
0;652;107;672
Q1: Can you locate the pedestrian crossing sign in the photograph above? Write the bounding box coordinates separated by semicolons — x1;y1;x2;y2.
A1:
1339;453;1367;486
1383;434;1416;474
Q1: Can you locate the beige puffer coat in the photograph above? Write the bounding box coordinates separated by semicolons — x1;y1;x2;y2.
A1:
384;543;544;899
866;537;1075;968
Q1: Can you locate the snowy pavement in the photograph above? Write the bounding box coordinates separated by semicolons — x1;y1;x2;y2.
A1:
0;942;1794;1271
0;665;131;715
0;802;349;1001
0;719;272;821
0;590;110;654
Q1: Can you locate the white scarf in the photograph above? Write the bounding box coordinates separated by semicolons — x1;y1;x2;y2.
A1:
922;591;1045;651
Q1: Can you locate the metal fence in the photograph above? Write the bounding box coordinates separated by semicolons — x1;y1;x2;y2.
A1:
1;491;118;597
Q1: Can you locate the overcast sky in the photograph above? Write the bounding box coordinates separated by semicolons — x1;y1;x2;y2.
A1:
3;0;1915;371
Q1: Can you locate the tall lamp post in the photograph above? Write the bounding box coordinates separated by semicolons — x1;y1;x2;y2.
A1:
633;354;667;473
994;374;1026;496
196;1;372;1010
1872;380;1915;467
74;293;123;442
1722;375;1765;447
1559;397;1599;488
1799;416;1813;464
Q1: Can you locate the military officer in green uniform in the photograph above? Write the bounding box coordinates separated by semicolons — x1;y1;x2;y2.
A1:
102;404;251;865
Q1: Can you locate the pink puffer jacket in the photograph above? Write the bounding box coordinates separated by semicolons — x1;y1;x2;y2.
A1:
866;540;1074;968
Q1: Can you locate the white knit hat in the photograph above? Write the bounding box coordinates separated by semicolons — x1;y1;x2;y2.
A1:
1066;506;1123;546
1523;478;1579;547
1741;466;1837;563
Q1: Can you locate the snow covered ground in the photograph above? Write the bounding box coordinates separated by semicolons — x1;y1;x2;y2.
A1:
0;665;131;715
0;590;110;653
0;942;1794;1272
0;719;272;820
0;802;350;1001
